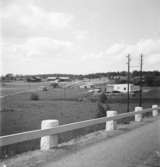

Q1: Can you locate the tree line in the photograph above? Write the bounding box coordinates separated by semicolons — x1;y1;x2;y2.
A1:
1;71;160;86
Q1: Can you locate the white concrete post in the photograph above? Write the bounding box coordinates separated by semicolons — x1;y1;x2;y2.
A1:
152;105;159;117
135;107;143;122
40;120;59;151
106;111;117;131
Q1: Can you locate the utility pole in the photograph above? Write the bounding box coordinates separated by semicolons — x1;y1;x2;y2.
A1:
127;54;131;112
139;54;143;107
63;87;66;99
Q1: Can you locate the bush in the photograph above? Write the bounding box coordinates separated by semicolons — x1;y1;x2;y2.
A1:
30;93;39;100
96;92;110;118
98;92;107;103
42;86;48;91
50;82;58;88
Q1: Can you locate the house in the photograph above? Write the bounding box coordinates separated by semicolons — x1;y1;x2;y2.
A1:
47;76;71;82
106;84;140;93
80;84;94;89
58;77;71;82
47;77;57;81
26;76;42;82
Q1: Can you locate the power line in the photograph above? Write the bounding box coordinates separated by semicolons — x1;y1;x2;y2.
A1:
139;54;143;106
126;54;143;111
127;54;131;112
130;66;139;68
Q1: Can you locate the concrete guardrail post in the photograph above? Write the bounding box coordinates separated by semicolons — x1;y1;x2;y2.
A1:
152;105;159;117
40;120;59;151
135;107;143;122
106;111;117;131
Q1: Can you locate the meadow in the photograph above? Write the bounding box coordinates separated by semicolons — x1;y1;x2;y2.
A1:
0;81;48;97
0;81;160;158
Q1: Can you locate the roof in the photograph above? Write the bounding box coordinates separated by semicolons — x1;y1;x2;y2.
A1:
59;77;70;80
107;83;133;86
47;77;57;79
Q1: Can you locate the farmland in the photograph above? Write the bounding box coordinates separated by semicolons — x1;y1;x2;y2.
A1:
0;81;160;158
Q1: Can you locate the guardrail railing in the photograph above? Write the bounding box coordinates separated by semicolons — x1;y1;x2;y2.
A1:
0;105;159;150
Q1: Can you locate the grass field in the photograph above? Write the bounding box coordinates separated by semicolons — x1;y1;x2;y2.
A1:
0;81;160;158
0;81;49;97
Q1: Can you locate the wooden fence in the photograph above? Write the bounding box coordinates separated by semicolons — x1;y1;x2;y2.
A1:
0;106;159;148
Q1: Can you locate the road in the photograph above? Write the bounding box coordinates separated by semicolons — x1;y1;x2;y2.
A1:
45;119;160;167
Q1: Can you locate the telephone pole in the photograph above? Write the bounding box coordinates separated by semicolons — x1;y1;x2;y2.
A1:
127;54;131;112
139;54;143;107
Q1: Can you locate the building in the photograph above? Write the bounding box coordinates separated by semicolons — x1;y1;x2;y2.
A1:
47;77;57;81
106;84;140;93
47;76;71;83
26;76;42;82
80;83;94;89
58;77;71;82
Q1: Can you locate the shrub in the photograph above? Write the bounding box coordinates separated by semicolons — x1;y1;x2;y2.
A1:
42;86;48;91
98;92;107;103
50;82;58;88
96;92;110;118
30;93;39;100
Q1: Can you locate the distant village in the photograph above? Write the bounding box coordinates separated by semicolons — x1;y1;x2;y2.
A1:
1;71;160;94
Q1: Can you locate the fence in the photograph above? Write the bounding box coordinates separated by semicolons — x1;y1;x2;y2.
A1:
0;105;159;150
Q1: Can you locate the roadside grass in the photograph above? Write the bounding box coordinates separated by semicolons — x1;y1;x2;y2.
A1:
0;82;160;158
0;81;48;96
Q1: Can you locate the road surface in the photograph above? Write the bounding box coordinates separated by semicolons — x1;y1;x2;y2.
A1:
45;119;159;167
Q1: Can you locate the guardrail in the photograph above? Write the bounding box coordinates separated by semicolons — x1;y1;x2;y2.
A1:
0;105;159;150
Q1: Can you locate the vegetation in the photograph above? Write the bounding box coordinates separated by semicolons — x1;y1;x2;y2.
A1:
50;82;59;88
42;87;48;91
1;81;160;158
97;92;110;118
1;71;160;86
30;93;39;100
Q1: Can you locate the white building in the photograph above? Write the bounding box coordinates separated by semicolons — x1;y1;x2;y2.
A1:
47;77;57;81
58;77;71;82
106;84;140;93
80;84;94;89
47;76;70;82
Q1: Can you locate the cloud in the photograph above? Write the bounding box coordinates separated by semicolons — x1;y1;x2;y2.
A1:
2;37;73;61
1;38;160;74
82;39;160;71
73;30;88;40
0;1;89;74
1;36;77;74
106;43;126;55
1;1;159;74
2;3;74;39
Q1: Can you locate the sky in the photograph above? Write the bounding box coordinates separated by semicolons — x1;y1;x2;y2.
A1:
1;0;160;75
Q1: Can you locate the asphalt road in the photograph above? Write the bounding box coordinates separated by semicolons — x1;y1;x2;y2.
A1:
45;120;160;167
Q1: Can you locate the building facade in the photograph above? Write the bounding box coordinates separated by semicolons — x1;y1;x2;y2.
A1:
106;84;140;93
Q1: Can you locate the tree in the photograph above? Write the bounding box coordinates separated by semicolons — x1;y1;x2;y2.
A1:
97;92;110;118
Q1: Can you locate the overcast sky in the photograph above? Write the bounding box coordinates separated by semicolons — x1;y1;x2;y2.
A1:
1;0;160;75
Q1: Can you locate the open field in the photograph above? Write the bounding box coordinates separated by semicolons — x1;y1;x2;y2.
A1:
0;81;160;158
0;81;49;97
